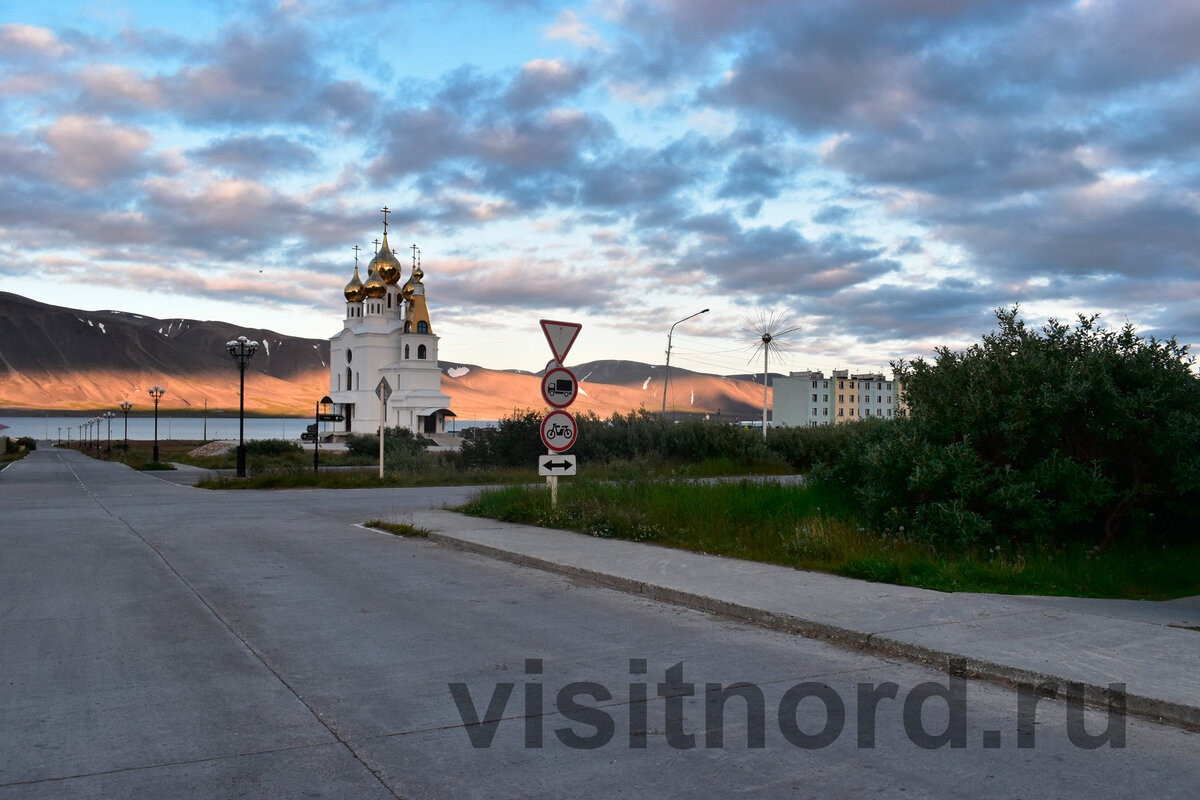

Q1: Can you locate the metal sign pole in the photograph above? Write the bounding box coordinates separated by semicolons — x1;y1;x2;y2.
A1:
379;394;385;478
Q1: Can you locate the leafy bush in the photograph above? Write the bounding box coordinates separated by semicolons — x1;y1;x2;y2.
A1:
244;438;303;456
816;307;1200;547
345;426;430;470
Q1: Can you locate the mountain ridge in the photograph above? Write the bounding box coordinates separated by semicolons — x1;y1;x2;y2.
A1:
0;292;772;418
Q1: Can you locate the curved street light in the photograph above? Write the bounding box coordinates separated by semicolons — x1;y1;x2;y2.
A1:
662;309;709;419
226;335;259;478
314;395;332;473
148;386;166;462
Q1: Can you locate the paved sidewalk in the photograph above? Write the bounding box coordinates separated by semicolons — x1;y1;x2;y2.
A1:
408;509;1200;729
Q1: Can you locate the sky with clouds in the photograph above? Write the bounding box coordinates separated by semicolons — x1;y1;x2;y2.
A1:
2;0;1198;375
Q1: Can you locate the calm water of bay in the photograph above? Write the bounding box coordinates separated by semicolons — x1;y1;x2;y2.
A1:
0;415;499;442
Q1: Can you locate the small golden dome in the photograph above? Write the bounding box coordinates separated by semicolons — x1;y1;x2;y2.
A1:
363;267;387;299
344;263;366;303
372;232;402;285
401;275;416;301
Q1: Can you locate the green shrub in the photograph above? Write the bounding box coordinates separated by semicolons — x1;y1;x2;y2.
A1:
817;306;1200;547
244;438;303;456
346;426;430;470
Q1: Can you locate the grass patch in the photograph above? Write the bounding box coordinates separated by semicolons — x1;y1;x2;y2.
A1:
364;520;429;538
458;479;1200;600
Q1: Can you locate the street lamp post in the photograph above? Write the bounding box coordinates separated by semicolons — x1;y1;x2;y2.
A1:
104;411;114;453
314;395;332;473
226;335;259;478
149;386;166;462
120;401;132;449
662;309;710;419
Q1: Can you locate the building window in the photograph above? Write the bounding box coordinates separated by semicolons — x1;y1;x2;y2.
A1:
838;408;844;417
849;408;855;416
823;381;828;388
404;321;411;333
417;321;429;334
404;344;410;359
812;393;817;402
811;408;817;416
887;396;892;404
418;344;427;359
387;294;392;309
823;394;828;402
877;395;882;403
812;381;817;388
849;381;855;389
838;394;844;403
822;408;828;416
887;409;892;417
346;367;352;389
346;349;353;363
838;381;844;389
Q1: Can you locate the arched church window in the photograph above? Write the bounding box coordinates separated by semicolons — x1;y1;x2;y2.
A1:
404;344;410;359
387;294;392;309
355;372;360;390
417;321;429;334
346;367;352;390
418;344;427;359
404;321;411;333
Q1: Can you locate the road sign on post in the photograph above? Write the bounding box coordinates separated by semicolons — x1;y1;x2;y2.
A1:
540;409;577;453
540;319;582;365
538;455;577;476
541;365;578;409
539;320;582;509
376;377;392;477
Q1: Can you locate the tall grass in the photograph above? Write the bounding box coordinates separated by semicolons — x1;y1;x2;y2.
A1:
460;480;1200;600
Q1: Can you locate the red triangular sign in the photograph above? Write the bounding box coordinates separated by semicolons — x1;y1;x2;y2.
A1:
540;319;582;364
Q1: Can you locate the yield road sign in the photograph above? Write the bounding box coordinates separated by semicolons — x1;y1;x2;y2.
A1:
538;454;577;476
375;376;392;402
541;365;578;409
540;409;577;452
540;319;582;364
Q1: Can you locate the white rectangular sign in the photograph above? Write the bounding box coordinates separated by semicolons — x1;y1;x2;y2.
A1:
538;454;577;476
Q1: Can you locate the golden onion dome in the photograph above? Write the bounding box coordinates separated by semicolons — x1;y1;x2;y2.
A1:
400;274;416;301
363;267;387;299
372;232;403;285
343;263;366;303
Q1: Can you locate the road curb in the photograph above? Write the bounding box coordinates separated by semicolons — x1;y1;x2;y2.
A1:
426;527;1200;732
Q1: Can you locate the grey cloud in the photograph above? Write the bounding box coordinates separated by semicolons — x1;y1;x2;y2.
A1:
717;152;787;199
191;134;318;176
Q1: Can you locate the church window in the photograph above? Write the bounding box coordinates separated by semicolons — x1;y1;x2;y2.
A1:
404;321;411;333
355;372;360;390
387;294;392;309
346;349;352;363
405;344;410;359
417;321;428;334
346;367;352;389
418;344;427;359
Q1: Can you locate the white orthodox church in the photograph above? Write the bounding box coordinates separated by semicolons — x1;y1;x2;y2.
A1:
328;208;454;435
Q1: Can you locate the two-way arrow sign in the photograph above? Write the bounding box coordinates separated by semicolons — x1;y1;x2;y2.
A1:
538;454;577;476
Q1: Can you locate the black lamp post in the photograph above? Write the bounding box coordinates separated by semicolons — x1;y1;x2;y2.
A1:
148;386;165;462
104;411;114;453
226;335;259;478
662;308;709;419
120;401;132;449
314;395;332;473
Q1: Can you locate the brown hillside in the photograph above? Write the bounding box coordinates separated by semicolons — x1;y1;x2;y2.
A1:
0;292;771;418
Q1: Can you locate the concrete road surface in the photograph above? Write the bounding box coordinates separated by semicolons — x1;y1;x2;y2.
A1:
1;447;1196;798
